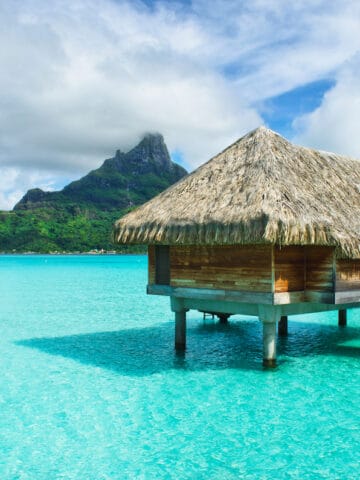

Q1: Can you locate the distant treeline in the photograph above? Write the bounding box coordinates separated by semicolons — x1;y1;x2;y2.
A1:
0;207;146;253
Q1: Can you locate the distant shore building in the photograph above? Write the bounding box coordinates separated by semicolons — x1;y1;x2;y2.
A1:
114;127;360;367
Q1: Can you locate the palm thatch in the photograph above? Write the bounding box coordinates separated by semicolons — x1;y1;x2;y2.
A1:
114;127;360;258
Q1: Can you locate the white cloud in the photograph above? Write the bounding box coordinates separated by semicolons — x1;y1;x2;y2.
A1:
293;56;360;158
0;0;360;208
0;167;64;211
0;1;260;176
190;0;360;94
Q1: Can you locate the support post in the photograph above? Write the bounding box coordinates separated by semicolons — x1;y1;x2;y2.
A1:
262;322;277;368
218;313;230;324
175;310;186;350
278;315;288;336
171;297;188;351
338;309;347;327
258;305;280;368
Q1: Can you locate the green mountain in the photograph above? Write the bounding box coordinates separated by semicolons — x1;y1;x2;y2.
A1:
0;134;187;253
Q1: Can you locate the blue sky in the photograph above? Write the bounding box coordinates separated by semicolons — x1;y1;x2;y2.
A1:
260;79;335;138
0;0;360;209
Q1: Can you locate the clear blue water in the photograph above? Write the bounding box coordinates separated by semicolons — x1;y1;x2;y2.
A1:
1;255;360;479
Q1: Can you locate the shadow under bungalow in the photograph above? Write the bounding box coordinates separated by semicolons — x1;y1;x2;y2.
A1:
114;127;360;367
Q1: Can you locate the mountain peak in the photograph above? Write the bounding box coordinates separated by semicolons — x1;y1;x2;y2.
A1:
142;132;164;141
14;133;187;211
124;132;172;170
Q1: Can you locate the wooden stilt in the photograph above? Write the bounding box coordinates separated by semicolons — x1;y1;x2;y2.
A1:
258;305;279;368
338;309;347;327
278;315;288;336
175;310;186;350
262;321;277;368
218;313;230;324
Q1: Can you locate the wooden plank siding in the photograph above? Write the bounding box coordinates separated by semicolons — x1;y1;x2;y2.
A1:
336;259;360;291
274;246;336;295
275;246;305;293
170;245;273;292
148;244;344;304
148;245;156;285
305;246;335;292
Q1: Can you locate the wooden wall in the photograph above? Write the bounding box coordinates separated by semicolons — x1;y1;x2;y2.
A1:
305;246;334;292
148;245;156;285
336;259;360;291
148;244;344;298
274;246;335;294
170;245;273;292
274;246;304;293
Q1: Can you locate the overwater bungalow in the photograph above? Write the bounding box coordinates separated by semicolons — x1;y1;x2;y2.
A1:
114;127;360;367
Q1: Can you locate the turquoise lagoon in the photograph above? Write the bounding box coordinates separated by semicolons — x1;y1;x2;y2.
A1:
1;255;360;479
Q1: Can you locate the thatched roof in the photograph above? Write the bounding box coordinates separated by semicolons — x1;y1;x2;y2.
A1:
114;127;360;257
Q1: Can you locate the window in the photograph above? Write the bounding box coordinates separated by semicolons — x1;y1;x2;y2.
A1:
155;245;170;285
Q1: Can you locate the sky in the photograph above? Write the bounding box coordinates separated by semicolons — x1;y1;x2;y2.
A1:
1;0;360;210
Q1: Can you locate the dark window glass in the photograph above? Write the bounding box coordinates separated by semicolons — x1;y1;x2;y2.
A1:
155;245;170;285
